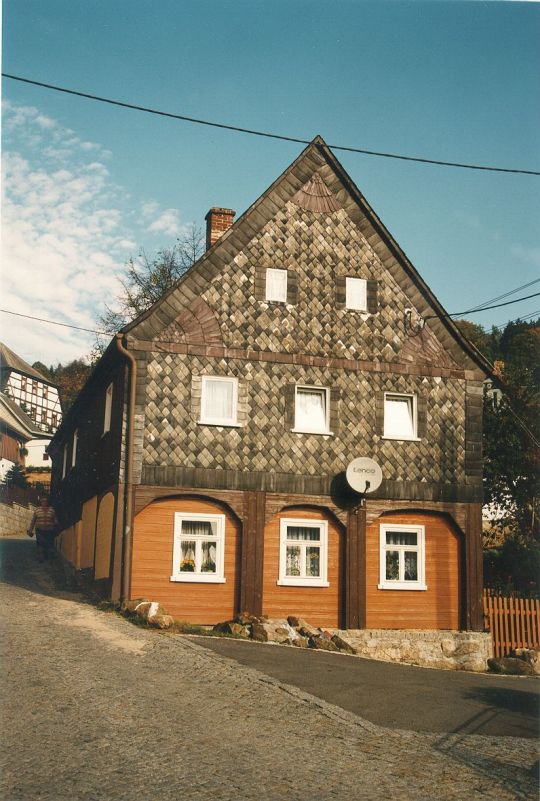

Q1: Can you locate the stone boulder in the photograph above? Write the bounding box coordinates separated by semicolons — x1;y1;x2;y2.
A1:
331;635;357;655
511;648;540;674
309;636;339;652
150;614;175;629
295;618;321;638
488;657;535;676
213;621;251;638
121;598;149;614
252;620;294;644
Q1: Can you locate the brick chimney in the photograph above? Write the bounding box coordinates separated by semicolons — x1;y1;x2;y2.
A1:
205;207;235;250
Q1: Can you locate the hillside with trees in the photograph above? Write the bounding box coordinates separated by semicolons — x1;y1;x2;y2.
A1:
455;317;540;593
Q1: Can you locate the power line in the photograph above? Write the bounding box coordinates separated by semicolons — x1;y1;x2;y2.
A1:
490;309;540;333
0;308;109;336
427;291;540;320
461;278;540;315
3;72;540;176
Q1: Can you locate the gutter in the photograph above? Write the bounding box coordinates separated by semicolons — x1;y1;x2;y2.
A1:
115;333;137;603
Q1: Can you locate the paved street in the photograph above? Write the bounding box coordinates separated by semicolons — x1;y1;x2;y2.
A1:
1;537;538;801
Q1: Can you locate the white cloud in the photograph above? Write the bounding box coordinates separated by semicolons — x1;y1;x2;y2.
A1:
148;208;181;236
1;100;184;365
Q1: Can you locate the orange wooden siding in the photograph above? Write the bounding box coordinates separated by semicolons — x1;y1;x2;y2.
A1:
365;513;461;630
131;497;240;624
262;508;344;628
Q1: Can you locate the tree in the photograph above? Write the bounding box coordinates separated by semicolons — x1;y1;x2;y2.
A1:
33;359;93;412
96;224;204;340
2;463;29;489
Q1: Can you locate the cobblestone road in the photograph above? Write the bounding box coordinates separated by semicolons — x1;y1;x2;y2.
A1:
1;539;538;801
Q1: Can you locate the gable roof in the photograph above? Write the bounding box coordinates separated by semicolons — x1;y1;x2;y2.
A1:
122;137;490;376
0;392;45;440
0;342;55;384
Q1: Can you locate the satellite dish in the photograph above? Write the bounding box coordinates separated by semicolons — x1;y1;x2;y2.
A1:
346;457;383;494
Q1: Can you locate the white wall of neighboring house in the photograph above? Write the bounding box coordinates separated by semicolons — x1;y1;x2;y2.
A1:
25;439;51;468
0;458;15;479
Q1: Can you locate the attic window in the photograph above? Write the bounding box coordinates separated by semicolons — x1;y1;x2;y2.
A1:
345;278;367;311
265;268;288;303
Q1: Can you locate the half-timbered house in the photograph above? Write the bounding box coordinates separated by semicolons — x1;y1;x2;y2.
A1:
49;137;490;640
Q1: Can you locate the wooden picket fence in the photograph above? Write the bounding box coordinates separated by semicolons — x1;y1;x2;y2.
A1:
483;590;540;657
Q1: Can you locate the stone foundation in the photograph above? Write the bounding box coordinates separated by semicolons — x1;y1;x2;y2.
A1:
0;502;36;537
336;629;492;672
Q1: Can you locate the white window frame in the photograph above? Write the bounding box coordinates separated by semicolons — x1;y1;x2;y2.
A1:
71;429;78;468
171;512;226;583
265;268;288;303
62;444;68;479
278;518;329;587
103;383;113;434
345;277;368;311
383;392;419;440
292;385;331;435
378;523;426;591
199;376;239;427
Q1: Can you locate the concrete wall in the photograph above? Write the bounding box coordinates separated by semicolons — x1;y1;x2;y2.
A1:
0;502;36;537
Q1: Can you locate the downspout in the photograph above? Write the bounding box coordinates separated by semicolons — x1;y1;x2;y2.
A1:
115;334;137;603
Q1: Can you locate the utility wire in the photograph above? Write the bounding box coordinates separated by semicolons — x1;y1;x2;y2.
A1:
461;278;540;315
0;308;109;336
426;291;540;320
3;72;540;176
490;309;540;333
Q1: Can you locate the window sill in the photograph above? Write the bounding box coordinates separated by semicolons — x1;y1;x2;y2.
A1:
291;429;333;436
377;582;427;591
170;575;226;584
277;579;330;588
381;436;421;442
197;420;242;428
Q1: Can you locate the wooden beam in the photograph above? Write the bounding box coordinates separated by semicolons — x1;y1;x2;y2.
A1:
240;490;266;616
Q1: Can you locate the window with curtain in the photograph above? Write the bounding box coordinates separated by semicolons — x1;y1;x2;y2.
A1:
265;268;288;302
294;386;329;433
172;513;226;582
278;518;329;587
383;393;417;439
378;524;426;590
200;377;238;425
345;277;367;311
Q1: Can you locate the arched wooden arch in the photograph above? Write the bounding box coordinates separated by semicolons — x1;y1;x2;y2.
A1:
261;504;345;629
365;509;464;630
130;494;242;623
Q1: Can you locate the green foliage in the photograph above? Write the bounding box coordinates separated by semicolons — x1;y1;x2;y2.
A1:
483;536;540;596
2;463;29;489
36;359;93;411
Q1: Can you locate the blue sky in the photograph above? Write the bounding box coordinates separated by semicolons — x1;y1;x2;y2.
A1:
2;0;539;365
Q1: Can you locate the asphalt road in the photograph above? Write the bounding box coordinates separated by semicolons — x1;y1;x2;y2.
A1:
1;536;538;801
191;635;540;739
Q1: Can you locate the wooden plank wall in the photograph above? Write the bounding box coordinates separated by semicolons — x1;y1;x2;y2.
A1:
261;507;345;628
365;512;461;630
130;496;240;624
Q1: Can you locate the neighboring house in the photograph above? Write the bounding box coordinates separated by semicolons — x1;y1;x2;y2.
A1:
0;342;62;470
0;392;46;477
49;137;491;637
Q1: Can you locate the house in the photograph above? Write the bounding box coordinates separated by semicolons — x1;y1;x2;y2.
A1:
0;392;45;477
0;343;62;475
49;137;490;646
